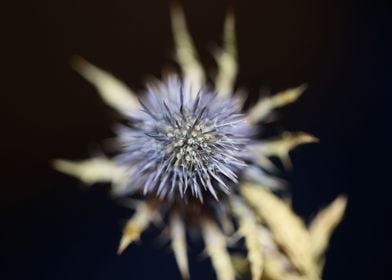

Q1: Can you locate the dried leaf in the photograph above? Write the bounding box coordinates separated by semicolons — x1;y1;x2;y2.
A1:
248;85;307;124
309;195;347;259
170;5;205;95
214;10;237;97
201;218;236;280
241;183;319;279
231;196;264;280
70;56;138;114
170;212;190;280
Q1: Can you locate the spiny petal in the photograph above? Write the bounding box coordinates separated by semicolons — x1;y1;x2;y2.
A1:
201;218;236;280
214;10;237;97
309;195;347;259
230;196;264;280
254;132;319;169
70;56;138;115
53;157;127;187
248;84;307;124
170;212;190;280
241;183;319;279
170;5;205;96
117;202;155;254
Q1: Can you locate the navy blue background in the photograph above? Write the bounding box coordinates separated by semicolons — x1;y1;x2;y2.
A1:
2;0;391;279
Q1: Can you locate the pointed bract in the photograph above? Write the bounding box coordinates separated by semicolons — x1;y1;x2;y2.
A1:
241;183;319;279
214;10;237;97
231;196;264;280
248;84;307;123
117;202;155;254
201;219;236;280
252;153;279;173
170;5;205;96
170;212;190;280
242;165;285;191
309;195;347;259
53;157;127;187
254;132;318;169
258;225;293;280
71;56;139;115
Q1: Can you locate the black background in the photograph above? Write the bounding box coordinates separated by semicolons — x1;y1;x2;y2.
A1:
2;0;391;279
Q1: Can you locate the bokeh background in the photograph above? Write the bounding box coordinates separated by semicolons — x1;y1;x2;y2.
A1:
2;0;391;279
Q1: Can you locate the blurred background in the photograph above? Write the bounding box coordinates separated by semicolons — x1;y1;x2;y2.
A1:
1;0;391;279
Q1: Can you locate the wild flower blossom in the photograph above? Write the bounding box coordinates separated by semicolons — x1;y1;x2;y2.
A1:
115;76;254;201
54;6;346;280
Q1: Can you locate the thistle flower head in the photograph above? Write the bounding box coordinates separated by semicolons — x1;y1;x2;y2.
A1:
52;6;346;280
116;76;253;201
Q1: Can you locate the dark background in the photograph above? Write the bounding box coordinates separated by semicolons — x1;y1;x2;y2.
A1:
2;0;391;279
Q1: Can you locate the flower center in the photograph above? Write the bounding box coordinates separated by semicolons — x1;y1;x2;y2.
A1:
163;115;217;169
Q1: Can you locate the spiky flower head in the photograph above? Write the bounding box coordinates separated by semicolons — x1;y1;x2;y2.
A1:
54;5;346;280
116;76;253;201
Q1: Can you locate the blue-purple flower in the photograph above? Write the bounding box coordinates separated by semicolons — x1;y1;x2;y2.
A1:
115;75;255;201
